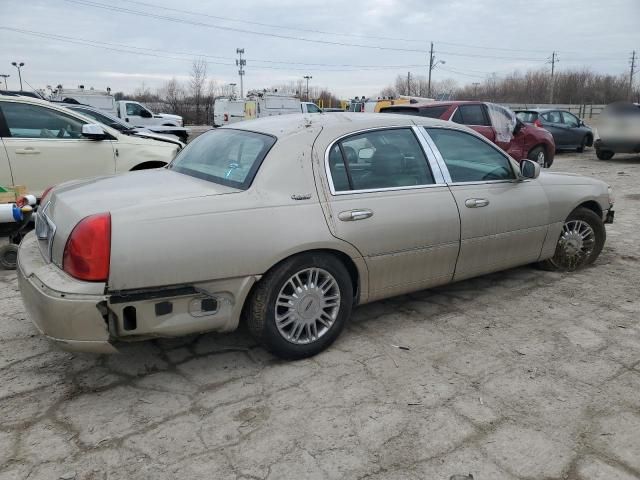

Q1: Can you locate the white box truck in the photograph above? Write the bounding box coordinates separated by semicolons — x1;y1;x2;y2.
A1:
213;92;322;127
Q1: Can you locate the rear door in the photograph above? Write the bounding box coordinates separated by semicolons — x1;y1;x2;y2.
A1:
423;126;550;281
318;126;460;301
0;101;116;197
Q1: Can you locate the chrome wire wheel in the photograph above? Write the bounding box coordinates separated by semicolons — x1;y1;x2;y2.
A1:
554;219;596;270
275;267;341;345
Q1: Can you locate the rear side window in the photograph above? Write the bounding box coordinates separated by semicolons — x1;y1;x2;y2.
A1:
327;128;434;192
426;128;514;182
454;104;490;126
170;129;276;190
1;102;86;139
516;111;538;123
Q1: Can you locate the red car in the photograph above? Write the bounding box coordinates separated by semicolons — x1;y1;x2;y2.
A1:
381;101;556;167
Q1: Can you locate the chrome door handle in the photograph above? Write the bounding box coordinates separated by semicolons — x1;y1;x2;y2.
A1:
465;198;490;208
338;209;373;221
15;147;40;154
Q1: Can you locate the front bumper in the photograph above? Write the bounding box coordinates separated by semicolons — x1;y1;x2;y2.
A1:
595;138;640;154
18;232;256;354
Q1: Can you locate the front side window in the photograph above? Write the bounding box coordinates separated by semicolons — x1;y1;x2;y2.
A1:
1;102;85;139
170;129;276;189
305;104;321;113
328;128;434;192
126;103;145;116
562;112;579;127
426;128;514;182
542;111;562;123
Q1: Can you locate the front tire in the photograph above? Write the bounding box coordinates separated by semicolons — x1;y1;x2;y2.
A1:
577;136;588;153
528;146;547;168
539;207;605;271
247;253;353;359
596;149;614;160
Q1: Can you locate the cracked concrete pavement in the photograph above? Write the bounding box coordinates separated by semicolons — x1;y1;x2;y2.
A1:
1;149;639;480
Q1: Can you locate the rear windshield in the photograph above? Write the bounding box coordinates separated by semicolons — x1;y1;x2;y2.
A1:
381;105;448;119
516;111;539;122
169;129;276;189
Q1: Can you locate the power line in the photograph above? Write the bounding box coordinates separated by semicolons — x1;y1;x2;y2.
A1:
119;0;565;54
63;0;431;53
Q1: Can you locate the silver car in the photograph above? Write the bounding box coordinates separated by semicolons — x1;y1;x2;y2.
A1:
17;113;615;358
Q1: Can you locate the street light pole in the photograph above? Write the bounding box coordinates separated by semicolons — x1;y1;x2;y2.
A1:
427;44;445;98
11;62;24;91
0;74;9;90
303;75;312;101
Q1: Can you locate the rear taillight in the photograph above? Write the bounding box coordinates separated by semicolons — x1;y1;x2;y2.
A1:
534;119;543;128
63;213;111;282
40;185;54;203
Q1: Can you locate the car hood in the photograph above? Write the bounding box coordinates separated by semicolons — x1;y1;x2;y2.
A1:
45;169;239;265
156;113;182;120
130;130;185;147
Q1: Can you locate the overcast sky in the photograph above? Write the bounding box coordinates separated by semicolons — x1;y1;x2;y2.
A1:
1;0;639;98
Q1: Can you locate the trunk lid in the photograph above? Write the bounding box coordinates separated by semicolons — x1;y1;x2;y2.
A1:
39;169;239;266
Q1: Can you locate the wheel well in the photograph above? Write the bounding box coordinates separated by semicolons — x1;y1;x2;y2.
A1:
130;161;167;171
576;200;602;218
162;123;176;126
529;144;546;156
585;133;593;146
245;249;361;308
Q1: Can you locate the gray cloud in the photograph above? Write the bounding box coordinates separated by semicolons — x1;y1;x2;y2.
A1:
1;0;638;97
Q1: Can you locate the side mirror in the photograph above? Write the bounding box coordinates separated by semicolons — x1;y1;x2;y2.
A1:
579;119;585;126
520;159;540;179
81;123;107;140
140;110;152;118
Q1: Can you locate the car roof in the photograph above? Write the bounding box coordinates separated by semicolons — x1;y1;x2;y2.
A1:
225;112;458;138
382;100;487;109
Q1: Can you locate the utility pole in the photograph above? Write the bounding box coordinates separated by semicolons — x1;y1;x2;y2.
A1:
427;42;445;98
303;75;312;101
11;62;24;91
548;51;558;104
235;49;245;98
629;50;637;100
407;71;411;96
0;74;9;90
472;82;480;98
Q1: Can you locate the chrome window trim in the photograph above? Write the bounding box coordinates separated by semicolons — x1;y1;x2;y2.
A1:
323;125;447;196
420;125;518;184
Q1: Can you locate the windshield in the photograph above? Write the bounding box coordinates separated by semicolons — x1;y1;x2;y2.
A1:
70;106;132;131
169;129;276;189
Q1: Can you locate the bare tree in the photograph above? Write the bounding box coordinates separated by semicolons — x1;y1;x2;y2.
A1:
190;58;207;124
160;77;185;116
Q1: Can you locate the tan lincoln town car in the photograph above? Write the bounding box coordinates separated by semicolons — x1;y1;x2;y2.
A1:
18;113;615;358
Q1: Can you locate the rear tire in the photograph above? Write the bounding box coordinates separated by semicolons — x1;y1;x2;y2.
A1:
246;253;353;359
539;207;605;272
0;244;19;270
527;146;547;168
596;149;614;160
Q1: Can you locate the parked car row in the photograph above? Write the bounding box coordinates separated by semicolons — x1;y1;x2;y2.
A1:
381;101;557;167
17;112;615;358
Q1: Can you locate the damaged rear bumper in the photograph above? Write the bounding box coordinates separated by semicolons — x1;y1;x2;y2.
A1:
18;233;256;354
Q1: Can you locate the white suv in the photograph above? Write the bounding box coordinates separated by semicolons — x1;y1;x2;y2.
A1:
0;95;181;197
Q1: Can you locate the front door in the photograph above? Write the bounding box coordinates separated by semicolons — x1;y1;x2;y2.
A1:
317;126;461;301
0;101;116;197
424;126;550;281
